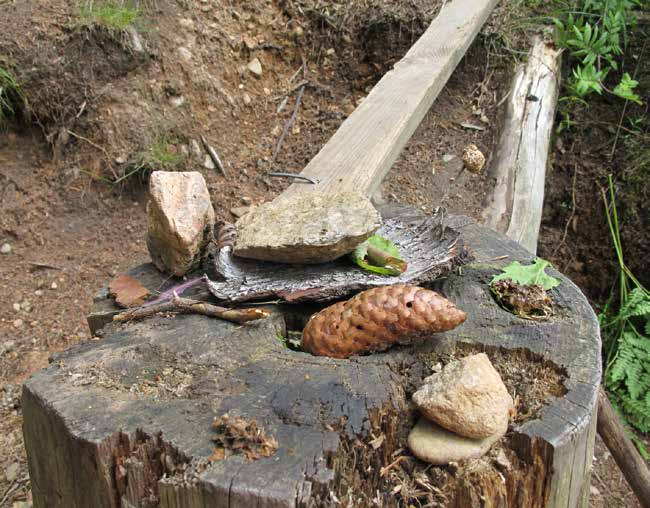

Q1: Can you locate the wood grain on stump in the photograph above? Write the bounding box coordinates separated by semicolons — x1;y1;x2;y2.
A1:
23;207;601;507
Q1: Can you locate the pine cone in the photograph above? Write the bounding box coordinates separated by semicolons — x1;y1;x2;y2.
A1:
302;284;466;359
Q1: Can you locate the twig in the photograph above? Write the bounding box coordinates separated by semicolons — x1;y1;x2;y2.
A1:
28;261;62;271
200;135;227;178
365;244;408;273
266;172;318;184
288;64;304;83
115;293;271;324
143;276;206;308
272;84;305;163
67;129;118;179
380;455;407;477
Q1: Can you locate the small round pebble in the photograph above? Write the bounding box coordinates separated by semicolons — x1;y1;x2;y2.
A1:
12;303;21;312
51;282;58;290
13;319;24;328
1;243;11;254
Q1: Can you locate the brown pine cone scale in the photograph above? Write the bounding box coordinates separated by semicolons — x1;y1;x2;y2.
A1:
302;284;466;359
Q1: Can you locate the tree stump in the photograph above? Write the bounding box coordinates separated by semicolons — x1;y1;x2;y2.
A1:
22;206;601;507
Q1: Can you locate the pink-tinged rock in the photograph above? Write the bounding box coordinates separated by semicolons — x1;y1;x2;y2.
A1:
147;171;215;276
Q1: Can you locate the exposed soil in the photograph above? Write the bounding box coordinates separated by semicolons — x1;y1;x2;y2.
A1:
538;17;650;302
0;0;647;506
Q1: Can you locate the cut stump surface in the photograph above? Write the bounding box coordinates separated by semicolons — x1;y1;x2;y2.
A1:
23;206;601;508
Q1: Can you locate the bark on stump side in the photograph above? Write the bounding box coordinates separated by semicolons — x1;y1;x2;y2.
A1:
23;208;601;507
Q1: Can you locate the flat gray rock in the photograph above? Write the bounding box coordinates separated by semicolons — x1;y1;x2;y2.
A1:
408;417;505;465
147;171;215;276
233;192;381;264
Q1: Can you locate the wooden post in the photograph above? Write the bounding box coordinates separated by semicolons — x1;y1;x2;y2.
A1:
23;209;602;508
482;37;562;254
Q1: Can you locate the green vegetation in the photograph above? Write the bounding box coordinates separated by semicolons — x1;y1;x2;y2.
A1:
78;1;142;34
599;175;650;455
0;66;24;124
552;0;642;105
112;135;183;185
490;258;561;290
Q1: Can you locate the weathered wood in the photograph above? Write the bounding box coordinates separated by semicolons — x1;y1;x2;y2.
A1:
207;210;465;303
278;0;499;200
597;389;650;508
482;37;562;254
24;206;601;507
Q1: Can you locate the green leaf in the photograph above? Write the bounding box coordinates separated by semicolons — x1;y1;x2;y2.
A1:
490;258;561;290
351;235;407;276
613;73;642;104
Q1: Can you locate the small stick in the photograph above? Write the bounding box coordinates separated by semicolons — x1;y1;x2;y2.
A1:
380;455;406;477
115;293;271;324
365;244;407;273
272;84;305;163
200;135;227;178
266;172;318;184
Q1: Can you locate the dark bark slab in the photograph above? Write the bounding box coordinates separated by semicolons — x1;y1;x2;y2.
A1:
207;209;466;303
23;206;601;508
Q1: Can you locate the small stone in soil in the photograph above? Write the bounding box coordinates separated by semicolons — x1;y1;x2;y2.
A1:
247;58;263;77
13;319;24;328
51;282;58;290
230;206;251;219
13;303;21;312
204;154;216;170
1;243;11;254
5;462;19;482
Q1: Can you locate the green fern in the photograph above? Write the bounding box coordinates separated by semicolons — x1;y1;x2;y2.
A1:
600;175;650;443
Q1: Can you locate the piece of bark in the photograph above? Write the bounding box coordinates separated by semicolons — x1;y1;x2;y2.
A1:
108;274;151;308
208;208;467;303
597;389;650;508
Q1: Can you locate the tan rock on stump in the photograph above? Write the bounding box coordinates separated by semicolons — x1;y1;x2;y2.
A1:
233;191;381;264
146;171;215;276
412;353;513;439
408;417;506;465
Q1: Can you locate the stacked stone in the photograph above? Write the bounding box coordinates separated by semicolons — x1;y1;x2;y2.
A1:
408;353;514;465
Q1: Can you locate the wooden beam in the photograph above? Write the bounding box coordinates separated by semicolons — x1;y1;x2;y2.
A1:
482;37;562;254
279;0;499;200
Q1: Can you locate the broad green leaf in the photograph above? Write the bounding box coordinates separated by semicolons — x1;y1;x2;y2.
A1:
351;235;407;276
490;258;561;290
